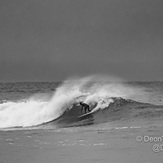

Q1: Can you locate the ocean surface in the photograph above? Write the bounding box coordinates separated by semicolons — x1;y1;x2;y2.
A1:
0;76;163;162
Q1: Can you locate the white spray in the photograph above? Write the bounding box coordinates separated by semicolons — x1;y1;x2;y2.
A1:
0;75;135;128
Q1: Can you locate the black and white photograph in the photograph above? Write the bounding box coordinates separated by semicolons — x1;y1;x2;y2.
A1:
0;0;163;162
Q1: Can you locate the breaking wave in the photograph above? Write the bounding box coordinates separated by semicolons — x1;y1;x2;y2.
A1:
0;75;163;129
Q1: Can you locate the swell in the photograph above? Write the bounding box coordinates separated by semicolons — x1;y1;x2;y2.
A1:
1;76;163;129
39;97;163;128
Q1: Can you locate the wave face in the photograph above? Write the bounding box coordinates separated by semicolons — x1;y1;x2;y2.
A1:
49;97;163;128
0;75;163;129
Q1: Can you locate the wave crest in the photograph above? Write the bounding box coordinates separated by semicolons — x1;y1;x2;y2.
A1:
0;75;158;129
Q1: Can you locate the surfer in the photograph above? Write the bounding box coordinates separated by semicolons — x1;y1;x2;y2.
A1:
79;102;91;114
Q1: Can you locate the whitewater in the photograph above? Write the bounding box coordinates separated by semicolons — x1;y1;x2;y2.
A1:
0;75;163;129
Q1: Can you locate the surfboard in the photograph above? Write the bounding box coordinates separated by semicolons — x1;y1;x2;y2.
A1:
78;111;94;118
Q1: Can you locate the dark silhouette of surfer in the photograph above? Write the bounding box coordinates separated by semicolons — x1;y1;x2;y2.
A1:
79;102;91;114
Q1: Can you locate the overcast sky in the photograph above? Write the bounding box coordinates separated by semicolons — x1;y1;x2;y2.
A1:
0;0;163;81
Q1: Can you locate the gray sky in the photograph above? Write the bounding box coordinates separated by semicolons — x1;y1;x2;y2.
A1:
0;0;163;81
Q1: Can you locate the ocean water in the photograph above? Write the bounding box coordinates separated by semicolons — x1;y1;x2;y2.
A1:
0;76;163;162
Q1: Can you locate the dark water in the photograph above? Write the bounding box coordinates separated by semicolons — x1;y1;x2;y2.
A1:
0;81;61;102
